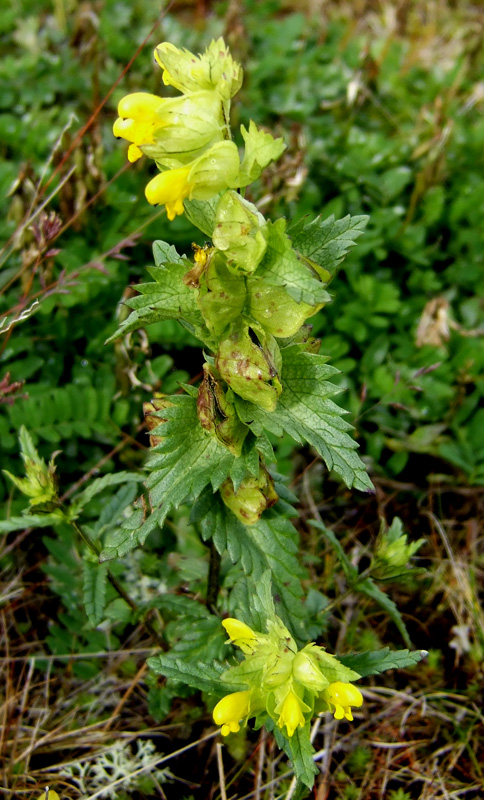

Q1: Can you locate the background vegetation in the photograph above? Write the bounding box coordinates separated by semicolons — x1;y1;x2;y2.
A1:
1;1;483;798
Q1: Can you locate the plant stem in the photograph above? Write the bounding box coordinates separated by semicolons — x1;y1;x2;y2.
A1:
207;539;221;610
68;517;165;649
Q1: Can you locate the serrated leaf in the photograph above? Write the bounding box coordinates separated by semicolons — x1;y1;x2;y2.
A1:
152;240;184;266
105;261;210;344
99;503;164;561
255;219;331;305
83;561;108;627
196;493;307;640
184;195;222;237
239;120;286;185
274;723;318;789
236;345;374;492
71;471;143;514
338;647;427;676
144;594;211;626
0;512;65;532
90;483;140;539
146;394;236;509
148;653;228;694
356;577;411;647
289;214;368;280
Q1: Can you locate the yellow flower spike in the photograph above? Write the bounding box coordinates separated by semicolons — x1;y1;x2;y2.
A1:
277;689;307;737
213;690;252;736
222;618;260;653
144;166;193;220
324;682;363;722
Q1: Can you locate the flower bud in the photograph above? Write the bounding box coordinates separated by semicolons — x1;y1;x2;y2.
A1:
154;38;243;100
215;322;282;412
213;191;268;274
3;426;58;511
220;466;278;525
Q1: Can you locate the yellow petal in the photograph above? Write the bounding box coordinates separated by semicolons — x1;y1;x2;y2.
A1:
117;92;164;118
213;690;252;732
277;690;306;737
128;144;143;162
144;166;192;217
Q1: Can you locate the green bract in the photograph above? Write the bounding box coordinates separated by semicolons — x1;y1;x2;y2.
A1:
154;38;243;100
213;191;268;274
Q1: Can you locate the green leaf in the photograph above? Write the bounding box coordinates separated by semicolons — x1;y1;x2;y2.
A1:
100;396;239;560
195;492;307;640
148;653;228;695
89;483;140;539
146;395;236;510
274;723;318;790
356;577;412;647
105;261;209;344
83;561;108;627
289;214;368;280
71;471;143;514
255;219;331;305
338;647;427;677
152;240;184;266
239;120;286;185
144;593;211;620
0;512;65;532
99;502;164;561
236;345;374;492
370;517;426;583
184;195;222;237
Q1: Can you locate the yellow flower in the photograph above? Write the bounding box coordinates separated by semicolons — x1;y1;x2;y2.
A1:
144;141;240;220
213;690;252;736
145;166;193;220
222;618;260;654
113;92;166;162
276;689;307;737
323;682;363;722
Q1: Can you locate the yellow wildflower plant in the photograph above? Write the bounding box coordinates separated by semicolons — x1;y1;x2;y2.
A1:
214;615;363;738
323;681;364;721
154;38;243;100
